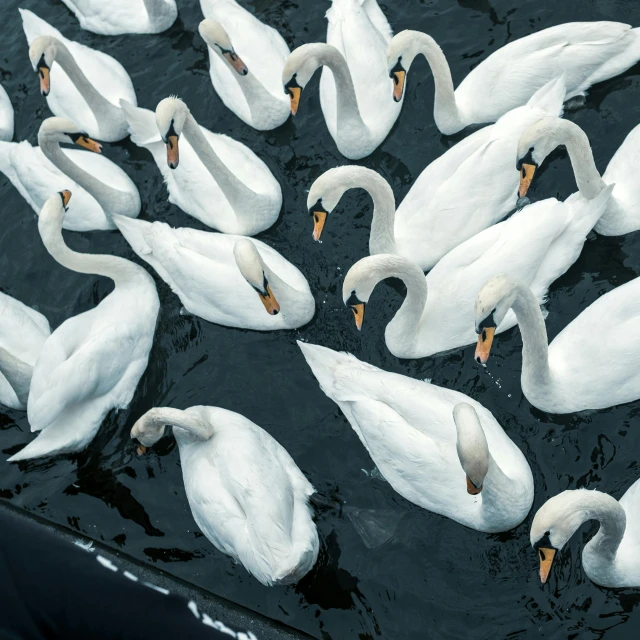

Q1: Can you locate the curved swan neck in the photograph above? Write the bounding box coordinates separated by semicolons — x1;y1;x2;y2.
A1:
355;170;397;255
38;212;143;286
551;120;607;200
391;31;461;134
302;44;369;136
510;281;552;390
0;347;32;407
146;407;214;442
52;40;121;126
39;137;134;216
261;262;305;308
366;256;427;352
182;112;257;211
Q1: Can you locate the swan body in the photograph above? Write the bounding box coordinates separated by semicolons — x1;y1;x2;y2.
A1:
299;342;533;532
518;116;640;236
341;184;612;359
0;117;140;231
0;83;13;141
198;4;290;130
0;294;50;410
309;76;566;269
531;482;640;587
21;9;137;141
389;23;640;135
282;0;401;159
114;216;314;330
475;274;640;413
121;97;281;235
131;405;319;586
8;193;159;462
59;0;177;35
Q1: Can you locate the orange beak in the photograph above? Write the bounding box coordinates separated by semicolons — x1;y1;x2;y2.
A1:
74;135;102;153
60;190;72;209
223;51;248;76
166;134;179;169
392;69;406;102
475;326;495;364
519;163;536;198
288;86;301;115
38;65;50;96
312;209;327;241
538;547;556;584
136;444;147;455
351;302;365;330
466;476;482;495
258;284;280;315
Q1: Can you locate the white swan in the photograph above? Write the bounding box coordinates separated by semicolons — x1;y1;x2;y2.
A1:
21;9;137;142
0;293;50;411
531;482;640;587
8;192;159;462
0;82;13;141
475;274;640;413
518;116;640;236
120;97;282;235
113;216;314;330
0;117;140;231
198;6;290;130
298;342;533;532
340;184;612;359
388;23;640;135
131;405;319;586
308;76;566;269
59;0;177;35
282;0;401;159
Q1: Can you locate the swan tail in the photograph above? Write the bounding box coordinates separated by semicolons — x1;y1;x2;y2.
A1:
19;8;62;44
119;100;161;147
111;214;155;256
526;74;566;117
297;341;377;402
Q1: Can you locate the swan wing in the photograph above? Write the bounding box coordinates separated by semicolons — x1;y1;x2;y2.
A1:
359;0;393;43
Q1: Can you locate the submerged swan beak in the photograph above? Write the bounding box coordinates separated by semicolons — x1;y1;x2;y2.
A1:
38;63;51;97
466;476;482;495
390;59;406;102
519;163;536;198
538;547;556;584
166;135;179;169
223;50;248;76
73;134;102;153
351;302;365;330
475;326;495;364
258;284;280;315
312;209;327;241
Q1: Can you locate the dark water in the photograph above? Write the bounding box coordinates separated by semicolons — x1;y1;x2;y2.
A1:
1;0;640;638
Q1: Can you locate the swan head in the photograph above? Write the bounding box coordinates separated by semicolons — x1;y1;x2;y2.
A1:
38;117;103;152
516;116;563;198
387;31;420;103
130;409;168;454
282;44;331;116
156;97;189;170
29;36;58;97
198;19;248;76
453;403;489;495
39;191;72;231
306;167;353;242
342;255;385;331
233;240;280;316
474;274;518;364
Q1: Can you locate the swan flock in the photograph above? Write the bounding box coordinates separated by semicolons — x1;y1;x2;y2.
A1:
0;0;639;601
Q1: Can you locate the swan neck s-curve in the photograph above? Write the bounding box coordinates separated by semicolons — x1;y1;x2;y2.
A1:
52;41;121;128
150;407;214;441
182;112;257;215
511;281;552;393
360;172;397;256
